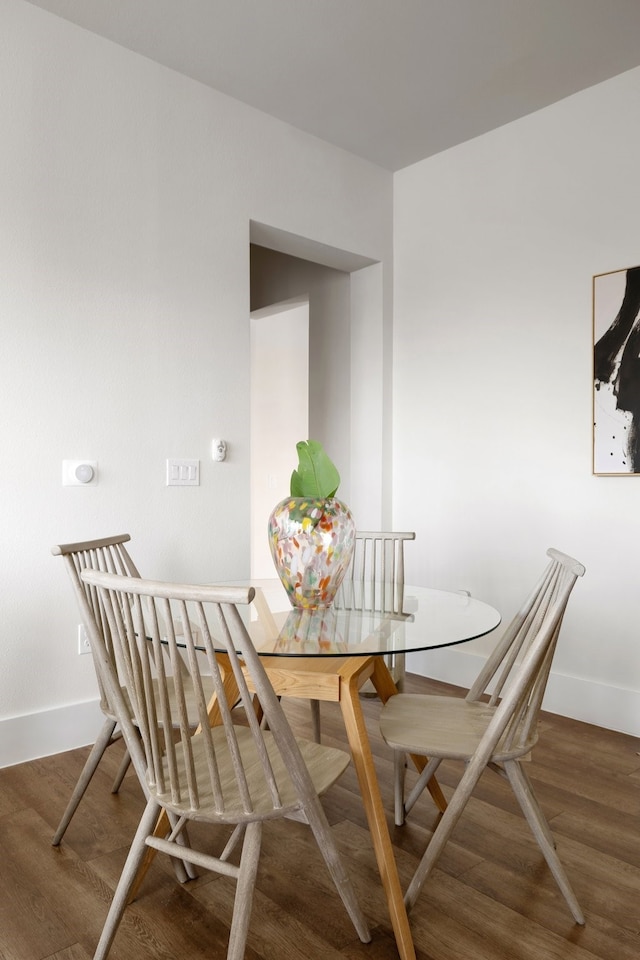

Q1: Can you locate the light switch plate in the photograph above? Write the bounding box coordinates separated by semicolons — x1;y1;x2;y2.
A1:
166;459;199;486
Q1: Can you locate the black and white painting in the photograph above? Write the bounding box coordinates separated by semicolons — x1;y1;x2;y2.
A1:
593;264;640;474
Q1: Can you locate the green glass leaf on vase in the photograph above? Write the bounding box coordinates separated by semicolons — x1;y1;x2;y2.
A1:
290;439;340;499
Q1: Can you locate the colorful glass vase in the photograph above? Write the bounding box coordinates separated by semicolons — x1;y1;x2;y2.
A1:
268;497;356;609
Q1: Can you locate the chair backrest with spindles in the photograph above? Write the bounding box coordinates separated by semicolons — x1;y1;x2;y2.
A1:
335;530;415;614
80;570;339;822
466;547;585;758
51;535;141;717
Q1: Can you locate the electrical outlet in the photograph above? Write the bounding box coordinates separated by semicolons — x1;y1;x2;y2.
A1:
77;624;91;655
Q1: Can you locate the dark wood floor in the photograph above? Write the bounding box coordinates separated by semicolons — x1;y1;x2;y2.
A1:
0;673;638;960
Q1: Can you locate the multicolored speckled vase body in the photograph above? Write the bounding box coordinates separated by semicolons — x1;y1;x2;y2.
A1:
268;497;356;609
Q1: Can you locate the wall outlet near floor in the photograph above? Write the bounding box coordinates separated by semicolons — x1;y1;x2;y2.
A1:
77;624;91;655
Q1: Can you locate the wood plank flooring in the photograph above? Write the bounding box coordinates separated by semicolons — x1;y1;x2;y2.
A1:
0;673;638;960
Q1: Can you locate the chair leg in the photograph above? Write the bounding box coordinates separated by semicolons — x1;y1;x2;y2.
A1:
505;761;585;924
404;756;484;911
110;747;132;793
52;718;118;845
490;760;556;851
226;821;262;960
403;755;443;821
167;812;199;881
303;794;371;943
393;751;406;826
93;798;163;960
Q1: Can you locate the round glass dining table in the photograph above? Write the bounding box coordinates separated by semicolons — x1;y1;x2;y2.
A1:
239;578;501;657
135;580;501;960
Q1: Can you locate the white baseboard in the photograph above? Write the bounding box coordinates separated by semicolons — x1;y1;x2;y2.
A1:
0;698;104;769
406;648;640;738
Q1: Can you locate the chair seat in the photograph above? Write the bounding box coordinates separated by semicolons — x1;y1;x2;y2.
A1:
380;693;538;762
155;726;351;822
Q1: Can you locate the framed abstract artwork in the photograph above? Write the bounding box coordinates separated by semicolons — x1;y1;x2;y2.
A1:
593;263;640;475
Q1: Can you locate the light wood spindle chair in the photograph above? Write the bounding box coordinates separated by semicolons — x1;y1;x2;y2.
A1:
80;569;371;960
379;547;586;922
303;531;415;740
50;535;143;846
332;530;416;699
51;534;209;863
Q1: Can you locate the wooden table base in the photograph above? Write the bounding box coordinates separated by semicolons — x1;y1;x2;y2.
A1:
240;652;445;960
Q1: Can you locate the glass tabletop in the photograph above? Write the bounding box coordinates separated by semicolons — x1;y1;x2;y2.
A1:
239;579;501;657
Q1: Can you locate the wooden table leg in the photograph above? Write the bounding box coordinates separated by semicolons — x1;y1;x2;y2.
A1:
338;657;417;960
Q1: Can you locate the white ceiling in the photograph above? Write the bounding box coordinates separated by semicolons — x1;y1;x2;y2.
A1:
24;0;640;171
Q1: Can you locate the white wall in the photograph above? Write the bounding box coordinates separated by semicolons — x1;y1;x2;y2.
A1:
0;0;392;764
250;245;389;528
393;67;640;736
249;246;352;499
250;298;309;579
